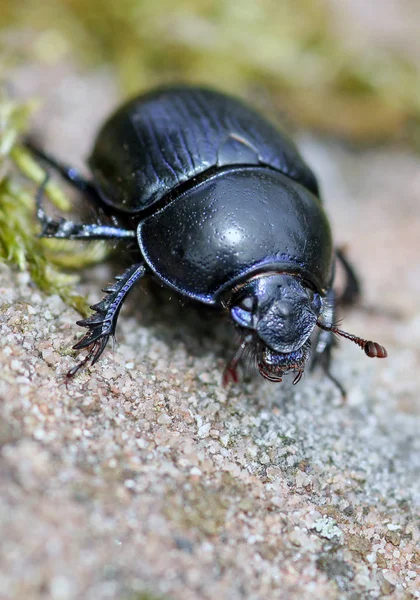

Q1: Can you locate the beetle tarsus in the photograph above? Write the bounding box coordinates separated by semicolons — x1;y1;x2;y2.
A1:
222;337;251;386
222;364;239;386
336;247;361;306
292;370;304;385
66;338;108;380
68;263;146;377
257;366;283;383
325;369;347;400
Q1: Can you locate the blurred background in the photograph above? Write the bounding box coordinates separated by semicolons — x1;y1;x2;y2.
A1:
2;0;420;144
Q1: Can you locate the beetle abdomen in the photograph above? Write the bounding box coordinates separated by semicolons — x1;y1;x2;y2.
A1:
89;86;319;213
138;167;332;304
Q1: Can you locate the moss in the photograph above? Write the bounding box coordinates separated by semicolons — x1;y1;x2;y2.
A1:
0;95;108;316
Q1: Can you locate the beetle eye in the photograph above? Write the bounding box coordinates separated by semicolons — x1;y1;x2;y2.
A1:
238;296;253;311
305;288;321;312
231;295;255;329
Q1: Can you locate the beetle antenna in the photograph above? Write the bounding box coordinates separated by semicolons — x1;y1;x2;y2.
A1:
316;321;387;358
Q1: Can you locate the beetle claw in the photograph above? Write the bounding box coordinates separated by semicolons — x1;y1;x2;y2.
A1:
66;337;109;381
222;336;253;386
292;370;304;385
257;362;284;382
222;364;240;386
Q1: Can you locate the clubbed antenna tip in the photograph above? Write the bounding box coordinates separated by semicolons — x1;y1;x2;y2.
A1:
317;322;388;359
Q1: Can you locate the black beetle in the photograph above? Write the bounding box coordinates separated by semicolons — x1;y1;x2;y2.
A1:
30;85;387;388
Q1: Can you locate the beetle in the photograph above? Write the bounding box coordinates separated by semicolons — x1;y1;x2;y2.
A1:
29;85;387;389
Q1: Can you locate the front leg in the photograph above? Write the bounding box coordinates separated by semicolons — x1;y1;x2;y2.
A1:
68;263;146;377
312;249;387;397
26;140;99;197
336;247;361;306
311;287;347;397
312;246;361;390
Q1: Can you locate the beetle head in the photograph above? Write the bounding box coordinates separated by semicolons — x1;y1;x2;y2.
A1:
223;272;388;387
226;273;322;383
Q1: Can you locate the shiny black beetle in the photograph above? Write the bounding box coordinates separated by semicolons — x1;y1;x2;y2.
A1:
31;85;387;387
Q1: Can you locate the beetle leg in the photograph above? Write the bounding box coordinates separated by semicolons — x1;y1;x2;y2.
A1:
36;175;135;240
68;263;146;377
336;247;361;306
222;337;251;386
26;140;98;196
312;337;347;398
65;338;109;380
311;288;347;398
312;287;336;367
292;369;304;385
28;140;122;226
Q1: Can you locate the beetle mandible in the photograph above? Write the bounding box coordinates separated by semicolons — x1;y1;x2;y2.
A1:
30;85;387;388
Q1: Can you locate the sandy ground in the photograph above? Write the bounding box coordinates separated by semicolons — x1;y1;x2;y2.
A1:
1;63;420;599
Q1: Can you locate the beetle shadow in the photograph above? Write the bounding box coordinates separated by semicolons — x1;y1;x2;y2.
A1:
123;274;237;365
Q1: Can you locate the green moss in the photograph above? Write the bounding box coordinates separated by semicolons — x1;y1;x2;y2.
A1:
0;95;107;316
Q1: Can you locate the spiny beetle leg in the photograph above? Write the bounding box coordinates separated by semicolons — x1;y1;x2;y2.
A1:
68;263;146;378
